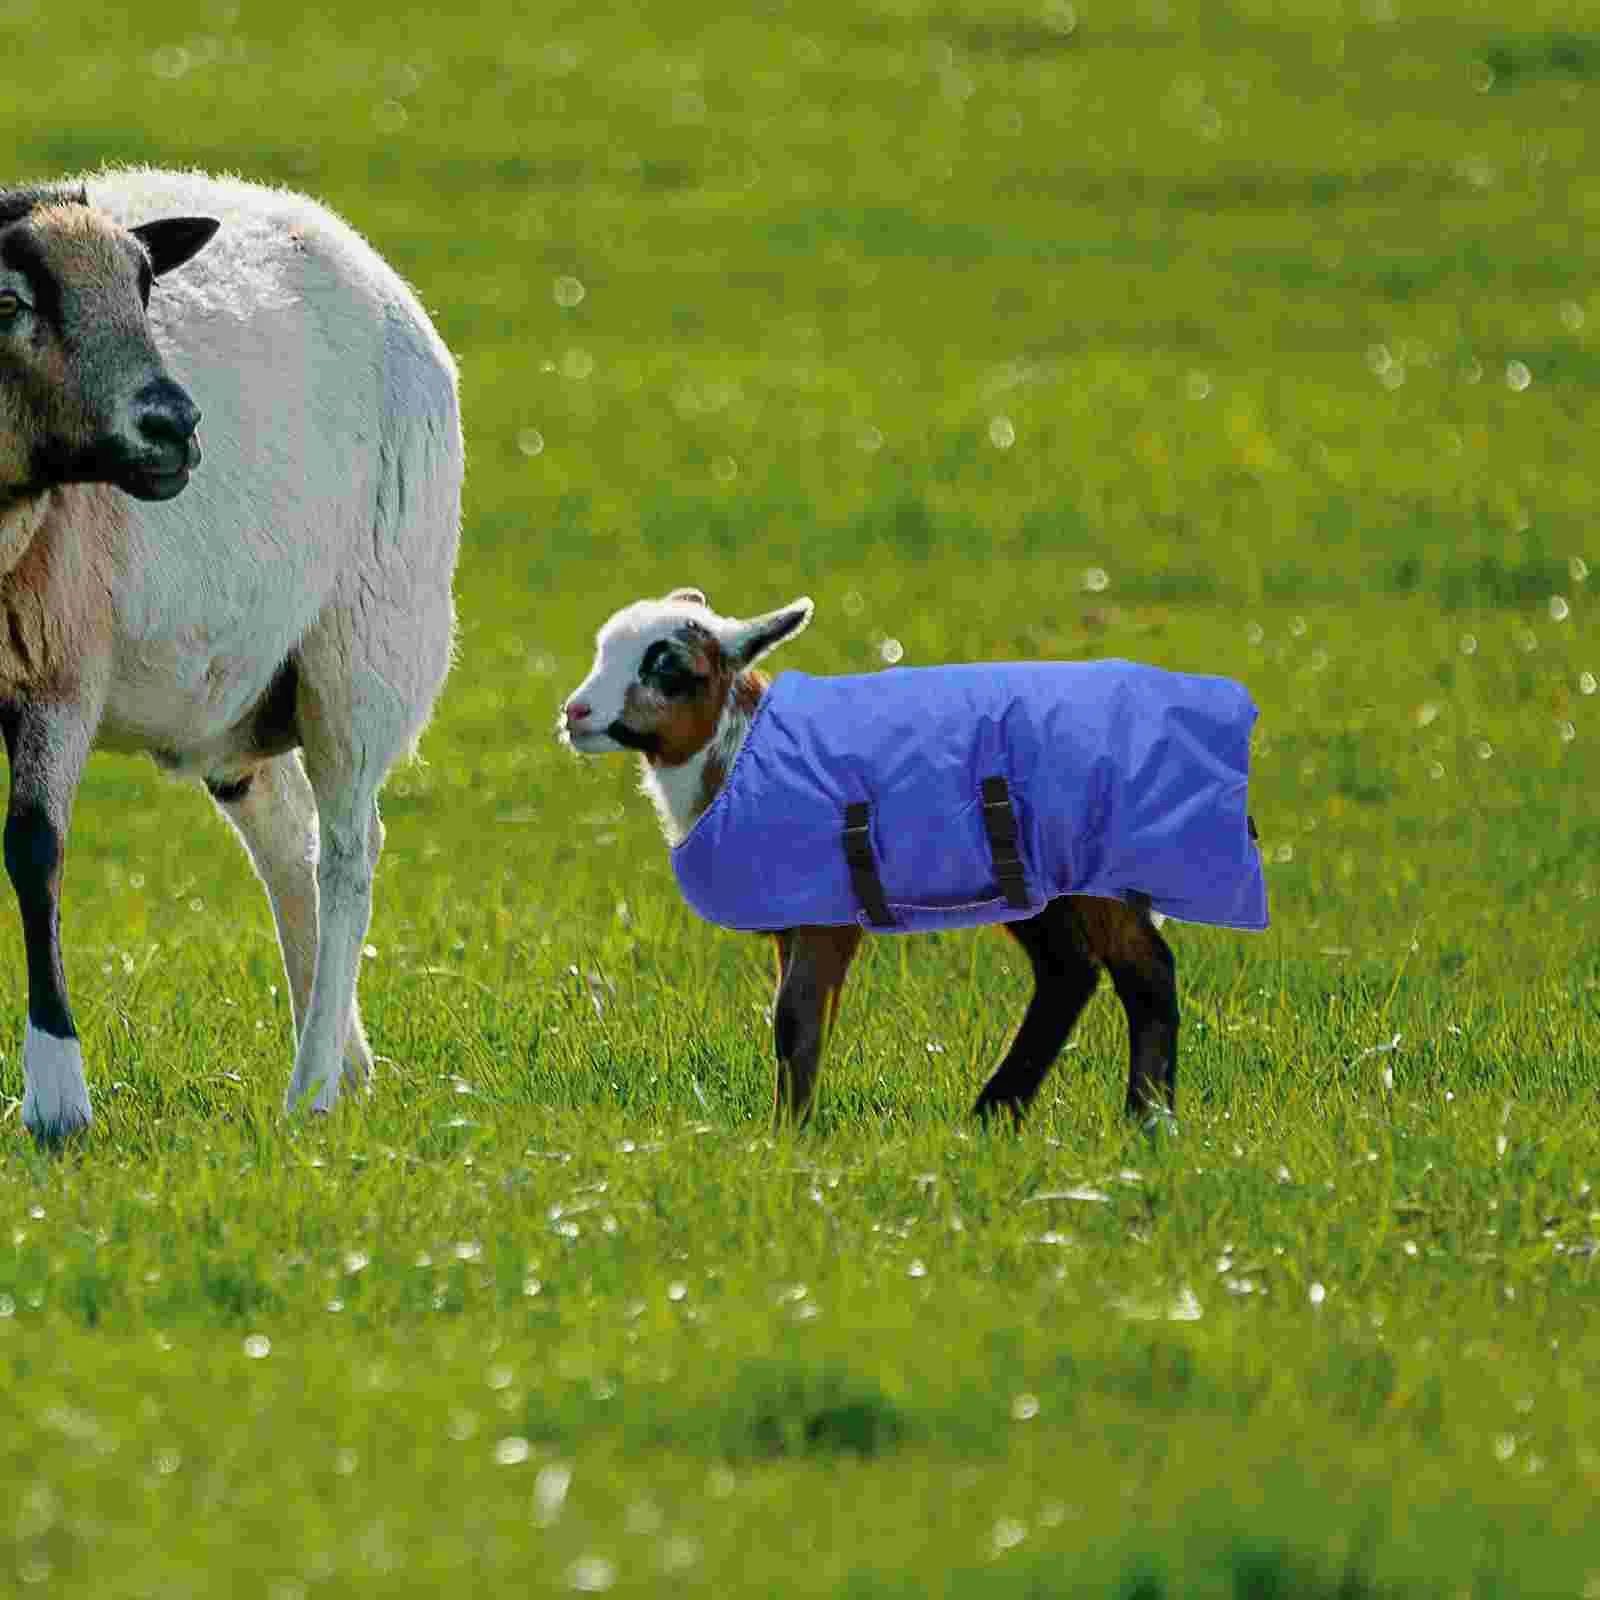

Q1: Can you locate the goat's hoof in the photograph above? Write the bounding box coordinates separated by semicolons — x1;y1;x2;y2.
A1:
1140;1109;1180;1143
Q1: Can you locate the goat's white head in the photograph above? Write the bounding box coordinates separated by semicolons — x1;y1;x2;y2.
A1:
560;588;813;765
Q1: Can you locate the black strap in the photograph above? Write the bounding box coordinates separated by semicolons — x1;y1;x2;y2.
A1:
843;802;895;927
980;776;1031;909
1247;814;1259;841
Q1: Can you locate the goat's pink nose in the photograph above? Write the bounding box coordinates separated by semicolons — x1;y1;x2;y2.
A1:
565;700;592;727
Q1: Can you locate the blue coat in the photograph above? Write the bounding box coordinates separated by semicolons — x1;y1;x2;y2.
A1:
671;660;1269;935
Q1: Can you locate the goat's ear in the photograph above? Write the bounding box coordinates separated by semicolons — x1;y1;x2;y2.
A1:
131;216;220;279
725;597;813;668
666;587;707;606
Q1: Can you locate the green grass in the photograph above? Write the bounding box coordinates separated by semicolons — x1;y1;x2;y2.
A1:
3;0;1600;1592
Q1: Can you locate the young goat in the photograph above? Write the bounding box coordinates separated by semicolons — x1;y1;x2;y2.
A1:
561;590;1267;1129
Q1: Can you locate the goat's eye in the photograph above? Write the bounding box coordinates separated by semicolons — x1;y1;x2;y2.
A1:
0;291;22;322
640;641;697;696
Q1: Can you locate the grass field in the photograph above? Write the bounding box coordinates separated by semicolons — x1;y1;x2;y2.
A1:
3;0;1600;1592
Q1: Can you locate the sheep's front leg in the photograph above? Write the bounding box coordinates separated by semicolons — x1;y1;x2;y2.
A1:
2;699;94;1144
771;926;862;1128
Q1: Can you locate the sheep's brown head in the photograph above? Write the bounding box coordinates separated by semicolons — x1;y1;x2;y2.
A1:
0;186;218;504
561;587;814;765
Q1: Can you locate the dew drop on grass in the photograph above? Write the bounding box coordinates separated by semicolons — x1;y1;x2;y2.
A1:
988;415;1016;449
1308;1283;1327;1307
567;1557;616;1592
553;275;585;307
517;428;545;457
343;1251;369;1275
1506;361;1532;391
1581;672;1597;695
991;1517;1027;1553
1011;1393;1040;1421
879;637;904;664
659;1535;700;1574
535;1462;573;1524
1551;595;1571;622
495;1436;531;1466
626;1500;662;1536
243;1334;271;1359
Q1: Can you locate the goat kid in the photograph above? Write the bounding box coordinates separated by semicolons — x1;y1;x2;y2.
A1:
560;590;1267;1130
0;170;461;1142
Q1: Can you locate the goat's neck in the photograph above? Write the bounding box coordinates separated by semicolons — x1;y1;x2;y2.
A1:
642;670;765;847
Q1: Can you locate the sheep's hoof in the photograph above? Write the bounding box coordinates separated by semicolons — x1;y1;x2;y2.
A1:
24;1113;92;1153
1140;1108;1180;1143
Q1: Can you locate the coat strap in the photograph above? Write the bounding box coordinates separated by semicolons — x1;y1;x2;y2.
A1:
980;776;1031;910
842;803;895;928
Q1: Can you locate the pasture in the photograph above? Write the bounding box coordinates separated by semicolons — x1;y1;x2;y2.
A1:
3;0;1600;1591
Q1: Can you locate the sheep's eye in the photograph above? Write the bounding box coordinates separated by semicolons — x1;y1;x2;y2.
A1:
0;291;22;321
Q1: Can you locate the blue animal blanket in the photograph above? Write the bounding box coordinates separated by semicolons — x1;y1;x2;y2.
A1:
671;660;1269;935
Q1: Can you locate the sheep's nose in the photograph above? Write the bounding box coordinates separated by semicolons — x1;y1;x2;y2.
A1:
565;700;592;728
134;378;201;452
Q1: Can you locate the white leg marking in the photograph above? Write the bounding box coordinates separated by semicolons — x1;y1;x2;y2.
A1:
21;1025;91;1140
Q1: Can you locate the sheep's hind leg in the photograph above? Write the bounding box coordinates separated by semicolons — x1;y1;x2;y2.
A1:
284;590;449;1115
208;750;375;1093
2;700;95;1144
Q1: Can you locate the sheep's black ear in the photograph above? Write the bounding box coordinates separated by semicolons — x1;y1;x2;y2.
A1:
131;216;220;278
666;587;707;606
727;597;813;667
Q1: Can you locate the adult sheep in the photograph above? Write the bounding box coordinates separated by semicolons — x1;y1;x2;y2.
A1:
0;167;462;1142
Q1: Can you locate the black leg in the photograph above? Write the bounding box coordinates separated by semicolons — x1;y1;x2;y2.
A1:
973;899;1103;1125
2;700;93;1143
771;925;862;1128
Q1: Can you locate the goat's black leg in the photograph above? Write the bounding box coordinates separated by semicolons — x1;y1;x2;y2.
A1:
973;899;1102;1125
1080;896;1180;1119
2;699;93;1144
771;925;862;1128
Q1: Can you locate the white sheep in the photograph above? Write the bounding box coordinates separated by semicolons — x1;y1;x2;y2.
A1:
0;167;461;1140
559;589;1267;1128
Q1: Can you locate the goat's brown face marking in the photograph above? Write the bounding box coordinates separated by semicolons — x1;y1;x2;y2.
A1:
622;624;734;767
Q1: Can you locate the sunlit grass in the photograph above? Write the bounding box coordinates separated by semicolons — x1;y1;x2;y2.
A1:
1;0;1599;1592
